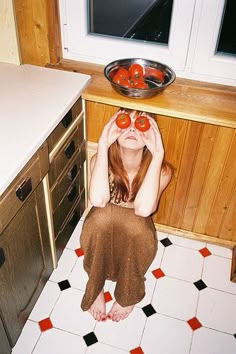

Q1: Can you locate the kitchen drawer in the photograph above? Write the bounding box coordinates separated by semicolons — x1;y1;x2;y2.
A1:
48;120;84;186
47;98;82;152
55;190;86;259
0;142;49;234
51;150;86;211
53;177;84;237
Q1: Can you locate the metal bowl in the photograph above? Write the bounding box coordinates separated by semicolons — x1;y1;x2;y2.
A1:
104;58;176;99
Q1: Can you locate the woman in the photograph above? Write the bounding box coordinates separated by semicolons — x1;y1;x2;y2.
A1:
80;109;172;322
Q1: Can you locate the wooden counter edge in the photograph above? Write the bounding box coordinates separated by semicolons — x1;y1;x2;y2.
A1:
47;59;236;129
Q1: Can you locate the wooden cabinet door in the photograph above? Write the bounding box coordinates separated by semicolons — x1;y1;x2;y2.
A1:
0;182;53;347
0;317;11;354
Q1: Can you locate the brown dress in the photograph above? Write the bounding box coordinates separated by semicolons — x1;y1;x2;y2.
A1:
80;180;157;310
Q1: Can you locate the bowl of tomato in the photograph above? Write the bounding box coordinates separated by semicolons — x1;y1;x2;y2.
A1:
104;58;176;99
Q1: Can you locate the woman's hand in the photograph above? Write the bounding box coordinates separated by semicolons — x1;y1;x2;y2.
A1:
137;113;164;158
99;110;125;149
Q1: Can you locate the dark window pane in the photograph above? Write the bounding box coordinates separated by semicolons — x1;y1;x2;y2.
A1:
89;0;173;45
217;0;236;55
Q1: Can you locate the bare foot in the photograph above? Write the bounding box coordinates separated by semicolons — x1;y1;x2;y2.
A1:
88;290;106;321
107;301;134;322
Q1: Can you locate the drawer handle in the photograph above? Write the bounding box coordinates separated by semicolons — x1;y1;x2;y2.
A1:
16;178;32;201
0;248;5;268
67;185;77;202
61;110;72;128
64;140;75;159
67;164;78;181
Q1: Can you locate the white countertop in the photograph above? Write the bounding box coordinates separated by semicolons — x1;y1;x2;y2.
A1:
0;62;91;196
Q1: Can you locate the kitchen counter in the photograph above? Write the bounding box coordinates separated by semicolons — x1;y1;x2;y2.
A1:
48;59;236;129
0;63;90;196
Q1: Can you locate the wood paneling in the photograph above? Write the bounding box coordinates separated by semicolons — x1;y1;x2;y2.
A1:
14;0;61;66
85;101;236;245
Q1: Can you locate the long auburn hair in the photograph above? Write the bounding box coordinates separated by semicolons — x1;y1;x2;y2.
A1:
108;110;170;203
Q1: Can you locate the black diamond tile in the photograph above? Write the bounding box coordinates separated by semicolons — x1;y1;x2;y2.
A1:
160;237;173;247
83;332;98;346
58;280;71;291
142;304;156;317
194;279;207;291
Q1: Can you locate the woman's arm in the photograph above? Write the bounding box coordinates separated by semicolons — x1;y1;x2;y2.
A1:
133;117;172;216
88;111;124;207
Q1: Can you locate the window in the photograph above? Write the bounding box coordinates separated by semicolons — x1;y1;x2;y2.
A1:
59;0;236;86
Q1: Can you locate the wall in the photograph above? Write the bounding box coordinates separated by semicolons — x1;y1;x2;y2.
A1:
0;0;20;65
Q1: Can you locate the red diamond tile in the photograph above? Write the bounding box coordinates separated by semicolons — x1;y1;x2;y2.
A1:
130;347;144;354
75;248;84;257
187;317;202;331
152;268;165;279
104;291;113;303
38;317;53;332
199;247;211;257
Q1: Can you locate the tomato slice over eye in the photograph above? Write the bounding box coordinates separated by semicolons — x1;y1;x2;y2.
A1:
115;113;131;129
134;116;150;132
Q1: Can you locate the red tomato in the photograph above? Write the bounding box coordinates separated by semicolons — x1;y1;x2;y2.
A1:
134;116;150;132
134;81;148;89
113;75;132;87
115;68;129;79
144;67;165;82
115;113;131;129
128;63;144;78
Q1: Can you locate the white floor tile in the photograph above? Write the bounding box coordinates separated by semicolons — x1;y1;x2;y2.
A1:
29;281;61;321
148;240;165;270
152;276;199;320
32;328;86;354
51;288;96;336
95;307;146;351
86;342;128;354
156;231;169;240
136;271;157;308
141;314;192;354
203;255;236;294
161;245;204;282
12;320;41;354
197;288;236;334
206;243;232;258
49;248;77;282
66;220;84;249
68;256;88;291
169;234;206;250
191;327;236;354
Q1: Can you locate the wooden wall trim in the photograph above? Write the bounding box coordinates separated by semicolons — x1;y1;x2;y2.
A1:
14;0;62;66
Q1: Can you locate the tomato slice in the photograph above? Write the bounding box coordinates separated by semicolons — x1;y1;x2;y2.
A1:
115;113;131;129
134;116;150;132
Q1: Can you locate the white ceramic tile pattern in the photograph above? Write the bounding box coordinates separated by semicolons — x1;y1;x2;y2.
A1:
202;255;236;294
152;276;199;320
191;327;236;354
50;288;95;336
12;321;41;354
12;215;236;354
141;314;192;354
161;245;204;282
29;281;60;321
197;288;236;334
32;328;87;354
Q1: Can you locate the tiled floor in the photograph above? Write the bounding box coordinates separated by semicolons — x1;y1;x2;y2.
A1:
12;213;236;354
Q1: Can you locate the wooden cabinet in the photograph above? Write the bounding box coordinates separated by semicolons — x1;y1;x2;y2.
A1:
0;143;52;350
46;98;87;260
